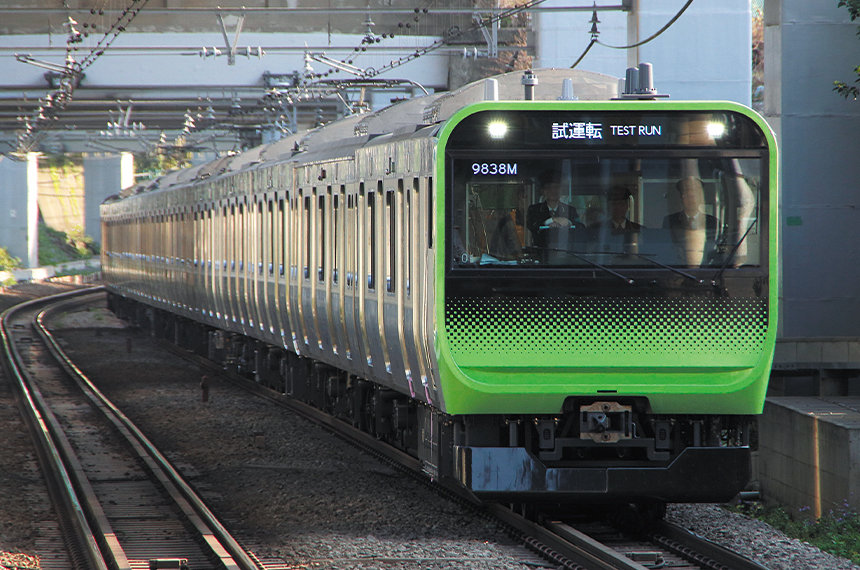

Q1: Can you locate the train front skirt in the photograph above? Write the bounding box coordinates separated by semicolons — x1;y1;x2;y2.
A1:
454;446;751;503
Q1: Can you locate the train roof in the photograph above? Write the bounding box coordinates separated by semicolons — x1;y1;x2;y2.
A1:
106;68;618;204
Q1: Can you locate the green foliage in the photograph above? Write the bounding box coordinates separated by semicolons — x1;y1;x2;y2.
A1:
135;149;192;182
38;224;99;266
41;152;82;170
730;502;860;564
835;0;860;100
0;246;22;271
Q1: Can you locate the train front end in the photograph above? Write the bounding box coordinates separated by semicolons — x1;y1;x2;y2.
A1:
436;101;778;503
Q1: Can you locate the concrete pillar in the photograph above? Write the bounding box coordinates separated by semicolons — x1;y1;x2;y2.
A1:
765;0;860;337
84;152;134;245
0;153;40;268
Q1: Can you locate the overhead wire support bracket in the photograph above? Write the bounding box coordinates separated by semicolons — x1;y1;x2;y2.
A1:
306;52;369;77
217;8;246;65
472;13;499;58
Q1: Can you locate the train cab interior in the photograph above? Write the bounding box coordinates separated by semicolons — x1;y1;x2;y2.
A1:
451;156;764;272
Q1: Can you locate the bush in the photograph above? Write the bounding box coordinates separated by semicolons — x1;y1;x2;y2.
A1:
0;246;21;271
38;224;98;266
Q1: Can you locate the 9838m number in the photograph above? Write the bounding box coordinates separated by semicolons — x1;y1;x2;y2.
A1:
472;162;518;175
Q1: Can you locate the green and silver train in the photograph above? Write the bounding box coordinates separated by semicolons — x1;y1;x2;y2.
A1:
101;69;778;506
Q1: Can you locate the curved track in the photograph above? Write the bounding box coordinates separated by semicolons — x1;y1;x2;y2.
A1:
6;287;770;570
0;287;262;570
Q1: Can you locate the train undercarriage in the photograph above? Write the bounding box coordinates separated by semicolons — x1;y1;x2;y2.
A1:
107;293;755;508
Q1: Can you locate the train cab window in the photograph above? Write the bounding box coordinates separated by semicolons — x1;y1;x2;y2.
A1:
449;156;763;271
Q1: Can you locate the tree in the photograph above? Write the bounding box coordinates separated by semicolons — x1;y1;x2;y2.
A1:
834;0;860;99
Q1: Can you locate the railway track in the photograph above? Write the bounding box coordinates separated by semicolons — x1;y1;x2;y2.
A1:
11;288;770;570
0;287;263;570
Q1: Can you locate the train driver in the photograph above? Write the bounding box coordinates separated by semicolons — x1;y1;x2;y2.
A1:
526;171;579;251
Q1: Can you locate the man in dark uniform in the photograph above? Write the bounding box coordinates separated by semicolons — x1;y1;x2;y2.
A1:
592;186;643;234
662;176;719;266
590;186;643;254
526;171;578;250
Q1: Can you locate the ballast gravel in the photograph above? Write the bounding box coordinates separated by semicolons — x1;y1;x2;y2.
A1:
667;504;860;570
1;283;858;569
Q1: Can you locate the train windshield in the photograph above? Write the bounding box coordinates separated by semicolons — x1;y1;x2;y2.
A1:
449;155;764;270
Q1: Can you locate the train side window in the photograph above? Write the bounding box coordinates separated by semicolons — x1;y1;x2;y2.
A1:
427;177;433;248
278;198;285;276
268;200;275;275
207;207;213;269
238;203;245;272
347;191;356;288
368;186;376;290
386;188;396;293
333;186;341;284
304;194;312;279
258;200;264;276
409;178;418;296
318;192;326;282
230;205;236;271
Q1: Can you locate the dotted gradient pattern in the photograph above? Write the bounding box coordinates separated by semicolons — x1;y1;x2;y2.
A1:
444;296;769;366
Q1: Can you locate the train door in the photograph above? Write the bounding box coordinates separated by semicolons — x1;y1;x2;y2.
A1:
282;187;298;352
355;182;374;378
398;178;424;399
251;198;264;334
273;193;285;346
321;185;340;360
343;185;362;371
307;187;329;355
217;203;227;322
265;196;278;341
238;200;248;332
381;183;402;382
365;182;386;378
228;202;239;325
294;187;311;352
332;184;350;366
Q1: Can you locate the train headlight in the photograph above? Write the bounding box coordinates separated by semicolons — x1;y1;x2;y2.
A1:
706;121;726;139
487;120;508;139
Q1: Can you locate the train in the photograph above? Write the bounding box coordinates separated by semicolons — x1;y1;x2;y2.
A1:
101;68;779;509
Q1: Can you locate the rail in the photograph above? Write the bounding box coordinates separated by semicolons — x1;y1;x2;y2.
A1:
1;287;262;570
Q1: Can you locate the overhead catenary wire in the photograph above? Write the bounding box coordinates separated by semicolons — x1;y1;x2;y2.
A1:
599;0;693;49
570;0;694;69
14;0;150;154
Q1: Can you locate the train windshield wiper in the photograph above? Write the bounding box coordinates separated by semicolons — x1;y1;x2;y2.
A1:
711;218;759;283
588;250;703;284
535;248;635;285
627;252;703;284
